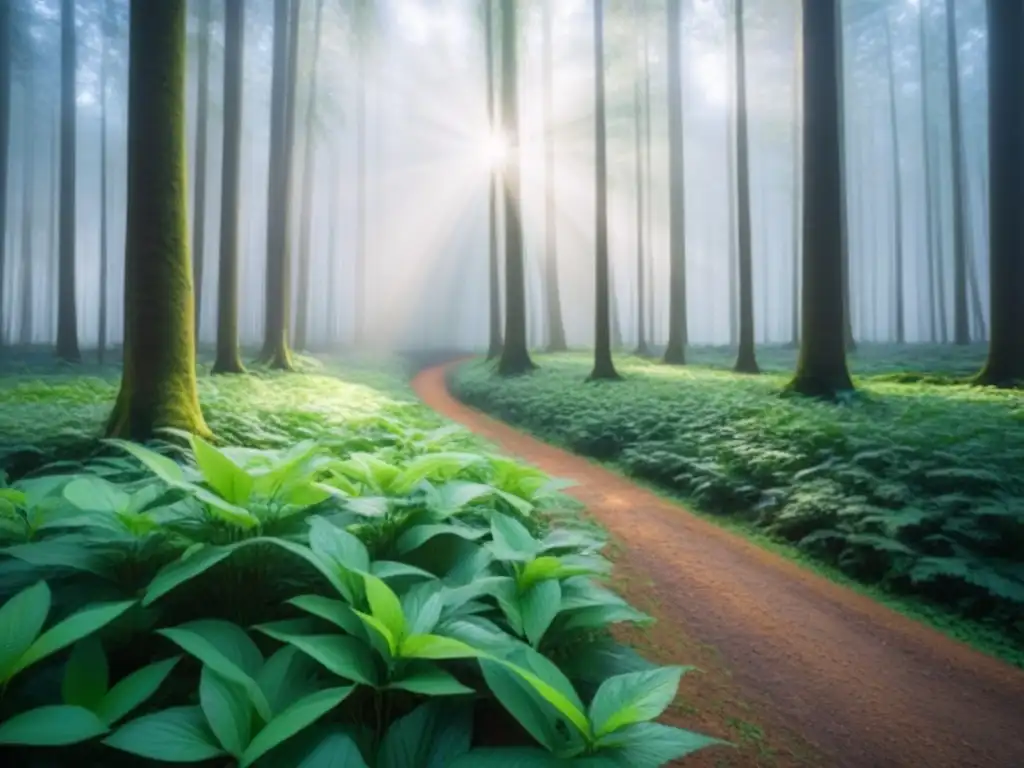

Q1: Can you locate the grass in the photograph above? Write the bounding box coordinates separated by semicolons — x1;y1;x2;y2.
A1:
450;345;1024;665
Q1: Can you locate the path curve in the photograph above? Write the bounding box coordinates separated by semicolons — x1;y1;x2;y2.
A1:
414;362;1024;768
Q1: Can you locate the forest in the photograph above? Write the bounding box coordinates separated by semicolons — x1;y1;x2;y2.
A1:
0;0;1022;766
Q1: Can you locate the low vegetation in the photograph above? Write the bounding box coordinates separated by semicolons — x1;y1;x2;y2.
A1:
0;356;718;766
451;348;1024;654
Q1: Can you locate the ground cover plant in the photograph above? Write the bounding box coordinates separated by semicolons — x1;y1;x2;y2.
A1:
451;348;1024;652
0;355;718;766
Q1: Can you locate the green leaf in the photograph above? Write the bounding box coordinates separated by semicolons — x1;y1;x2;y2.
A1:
589;667;685;737
448;747;564;768
256;628;378;687
104;706;226;762
560;604;651;633
96;656;181;725
294;729;369;767
397;523;488;555
15;599;135;676
309;517;370;573
63;476;130;513
399;634;481;660
596;722;723;765
144;544;238;606
193;485;260;528
0;580;50;682
389;663;474;696
288;595;366;637
489;514;540;562
108;440;186;485
520;579;561;647
488;657;590;741
403;584;444;637
201;666;254;757
370;560;436;582
190;434;254;506
353;610;396;655
377;700;473;768
240;686;353;767
364;573;406;642
256;647;320;716
62;637;109;710
391;452;483;494
479;660;568;752
0;705;108;745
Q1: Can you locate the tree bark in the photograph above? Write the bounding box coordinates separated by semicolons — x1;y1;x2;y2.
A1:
633;0;648;356
57;0;80;362
976;0;1024;385
788;0;853;397
484;0;502;359
725;9;739;349
789;12;801;348
191;0;211;344
918;0;939;343
97;0;111;362
294;0;326;352
19;72;34;346
0;2;9;347
945;0;969;345
212;0;245;375
541;0;567;353
663;0;688;365
884;14;905;344
496;0;535;376
733;0;758;373
107;0;209;439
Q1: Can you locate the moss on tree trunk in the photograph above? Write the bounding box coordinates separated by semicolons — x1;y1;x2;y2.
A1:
106;0;209;440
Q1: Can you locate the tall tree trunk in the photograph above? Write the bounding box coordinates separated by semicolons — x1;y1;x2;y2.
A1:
788;0;853;397
945;0;969;344
918;0;939;343
191;0;210;344
931;123;949;342
725;0;739;348
643;9;654;348
212;0;245;374
354;6;368;348
484;0;502;359
57;0;80;362
294;0;325;352
542;0;567;352
837;6;855;352
325;149;340;345
48;100;58;342
496;0;535;376
733;0;758;373
633;0;648;356
19;73;34;346
260;0;300;370
589;0;619;381
98;0;111;362
789;12;801;348
884;14;905;343
0;2;9;346
663;0;687;365
107;0;209;439
976;0;1023;385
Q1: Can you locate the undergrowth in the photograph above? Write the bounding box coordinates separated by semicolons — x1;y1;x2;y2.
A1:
451;349;1024;654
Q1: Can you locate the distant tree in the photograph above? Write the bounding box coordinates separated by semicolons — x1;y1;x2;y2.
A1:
976;0;1023;386
107;0;208;439
883;12;905;344
733;0;758;374
352;0;374;348
944;0;969;345
191;0;211;343
789;13;801;349
496;0;534;376
632;0;649;357
212;0;245;375
663;0;687;365
788;0;853;397
19;64;34;346
917;0;938;342
484;0;502;360
97;0;112;363
725;1;738;349
56;0;80;362
542;0;567;353
0;1;9;346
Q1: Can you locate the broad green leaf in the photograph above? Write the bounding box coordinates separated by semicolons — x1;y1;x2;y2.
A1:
4;536;111;577
104;706;226;762
353;610;396;655
240;686;353;767
15;599;135;676
377;700;473;768
389;663;474;696
492;659;590;740
344;496;389;518
109;440;186;485
256;647;320;716
309;517;370;573
256;630;378;687
364;574;405;641
144;544;238;606
589;667;685;737
391;452;483;494
397;523;488;554
556;639;657;689
431;480;495;517
62;637;109;710
596;722;723;765
479;659;569;752
402;582;444;637
561;604;651;633
190;434;255;506
63;476;130;513
399;633;480;660
0;580;50;682
520;579;561;647
287;595;365;637
96;657;181;725
192;485;260;528
0;705;108;746
489;514;540;562
201;666;254;757
448;748;564;768
294;730;369;767
370;560;436;582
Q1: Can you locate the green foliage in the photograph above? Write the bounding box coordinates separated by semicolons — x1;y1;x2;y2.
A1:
0;359;717;765
452;350;1024;644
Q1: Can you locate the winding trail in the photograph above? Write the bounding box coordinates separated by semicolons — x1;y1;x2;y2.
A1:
414;362;1024;768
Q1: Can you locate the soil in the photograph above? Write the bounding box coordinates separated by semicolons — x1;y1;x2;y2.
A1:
413;362;1024;768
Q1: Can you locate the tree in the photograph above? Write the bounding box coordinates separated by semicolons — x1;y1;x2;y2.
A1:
352;0;373;348
484;0;502;360
663;0;687;365
725;3;739;349
883;12;905;344
917;0;938;342
541;0;567;353
789;12;801;349
19;64;34;346
589;0;619;381
944;0;969;345
0;1;9;346
191;0;211;343
496;0;534;376
632;0;649;356
294;0;326;352
788;0;853;397
259;0;301;370
97;0;112;363
57;0;80;362
975;0;1023;386
212;0;245;375
107;0;209;439
733;0;758;374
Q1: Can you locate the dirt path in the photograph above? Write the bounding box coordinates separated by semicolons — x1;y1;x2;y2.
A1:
413;363;1024;768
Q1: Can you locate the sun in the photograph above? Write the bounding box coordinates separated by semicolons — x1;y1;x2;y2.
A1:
481;132;508;170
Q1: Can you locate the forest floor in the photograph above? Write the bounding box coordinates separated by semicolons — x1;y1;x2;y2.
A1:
417;359;1024;768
